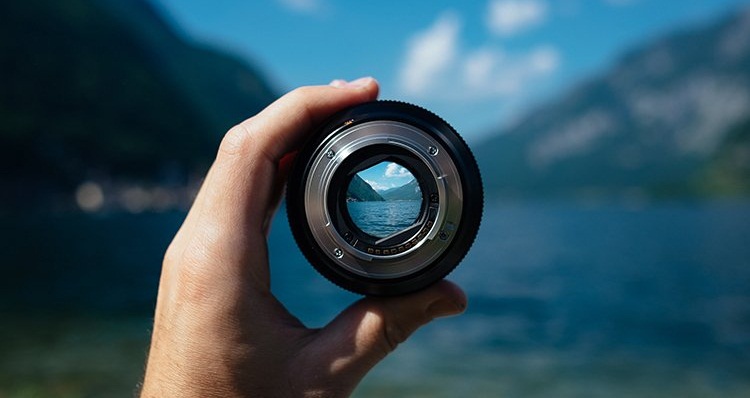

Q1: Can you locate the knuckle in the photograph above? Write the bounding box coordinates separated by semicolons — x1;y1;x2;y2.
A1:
219;121;257;157
162;242;181;268
283;87;317;117
287;85;316;102
382;322;409;353
165;232;224;305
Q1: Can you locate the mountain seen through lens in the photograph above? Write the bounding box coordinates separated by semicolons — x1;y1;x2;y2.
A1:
346;161;422;238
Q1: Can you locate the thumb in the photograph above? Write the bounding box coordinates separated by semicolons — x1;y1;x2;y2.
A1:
307;281;466;393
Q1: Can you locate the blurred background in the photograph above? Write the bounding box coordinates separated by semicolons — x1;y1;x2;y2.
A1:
2;0;750;396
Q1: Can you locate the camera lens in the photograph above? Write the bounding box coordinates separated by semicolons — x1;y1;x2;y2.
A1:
286;101;483;296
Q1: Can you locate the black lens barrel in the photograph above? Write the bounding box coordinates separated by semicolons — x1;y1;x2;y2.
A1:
286;101;483;296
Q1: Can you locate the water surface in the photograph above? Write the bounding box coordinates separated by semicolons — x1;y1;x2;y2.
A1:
346;200;422;237
2;201;749;396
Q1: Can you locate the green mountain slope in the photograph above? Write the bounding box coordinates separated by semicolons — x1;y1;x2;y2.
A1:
0;0;276;207
347;175;385;202
475;8;750;199
380;179;421;201
694;117;750;196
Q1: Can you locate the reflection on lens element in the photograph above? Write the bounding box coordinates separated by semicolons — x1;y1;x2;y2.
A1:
345;161;422;238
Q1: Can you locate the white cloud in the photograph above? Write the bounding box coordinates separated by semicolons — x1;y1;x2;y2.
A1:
462;45;560;97
397;9;561;102
384;163;412;178
399;12;461;96
277;0;322;14
529;46;559;73
464;48;501;88
487;0;548;36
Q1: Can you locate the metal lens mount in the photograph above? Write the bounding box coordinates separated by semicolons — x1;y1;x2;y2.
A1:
286;101;483;296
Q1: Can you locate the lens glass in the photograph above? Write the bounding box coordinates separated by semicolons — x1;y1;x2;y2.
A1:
345;161;422;238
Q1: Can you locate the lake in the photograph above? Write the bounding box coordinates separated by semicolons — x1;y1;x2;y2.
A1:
1;201;749;396
346;200;422;237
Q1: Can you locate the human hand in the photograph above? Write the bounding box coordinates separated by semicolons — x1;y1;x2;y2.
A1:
140;78;467;397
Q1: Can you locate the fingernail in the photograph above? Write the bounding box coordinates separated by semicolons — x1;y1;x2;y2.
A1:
345;76;374;88
329;79;347;88
427;298;465;319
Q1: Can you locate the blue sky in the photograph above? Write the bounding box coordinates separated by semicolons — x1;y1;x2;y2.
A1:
153;0;750;142
355;162;415;192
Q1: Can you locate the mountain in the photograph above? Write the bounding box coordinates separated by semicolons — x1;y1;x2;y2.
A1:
0;0;277;208
475;8;750;199
694;116;750;196
347;175;385;202
380;179;422;201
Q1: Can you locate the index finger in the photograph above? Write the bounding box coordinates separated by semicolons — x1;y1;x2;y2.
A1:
185;79;380;241
221;78;380;164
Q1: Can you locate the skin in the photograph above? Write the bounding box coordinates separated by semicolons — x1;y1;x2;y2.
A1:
140;77;467;397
